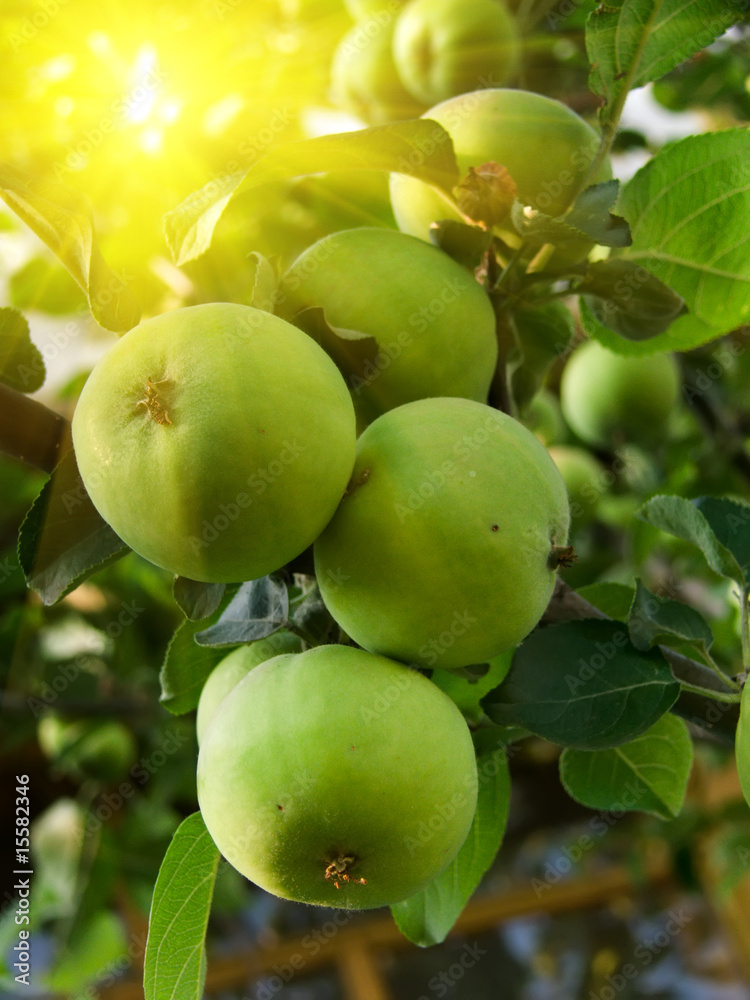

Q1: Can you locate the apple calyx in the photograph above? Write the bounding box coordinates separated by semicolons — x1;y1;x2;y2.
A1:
135;377;174;426
324;853;368;890
548;544;577;570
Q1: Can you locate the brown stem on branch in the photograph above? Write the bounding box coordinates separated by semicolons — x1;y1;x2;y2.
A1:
0;382;71;473
542;579;740;743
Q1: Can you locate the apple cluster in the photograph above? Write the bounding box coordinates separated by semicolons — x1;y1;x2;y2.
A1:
72;87;638;909
331;0;520;123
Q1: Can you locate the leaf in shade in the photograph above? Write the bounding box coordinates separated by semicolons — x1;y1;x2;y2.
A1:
17;449;129;605
173;577;226;622
692;496;750;583
510;200;589;248
509;301;575;414
636;495;746;587
575;581;636;622
195;576;289;646
628;578;713;653
584;130;750;356
144;812;219;1000
289;583;336;645
564;182;631;248
391;727;511;946
0;163;141;333
428;219;493;271
0;307;45;392
290;306;380;386
559;713;693;821
164;119;459;266
580;260;687;341
483;620;680;749
160;599;234;715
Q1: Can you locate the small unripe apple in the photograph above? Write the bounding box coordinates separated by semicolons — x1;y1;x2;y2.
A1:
72;303;356;583
278;227;497;421
548;445;607;526
196;631;303;745
559;339;680;448
393;0;520;107
197;644;478;908
314;397;570;668
38;716;137;783
389;88;610;245
520;389;566;447
331;18;426;123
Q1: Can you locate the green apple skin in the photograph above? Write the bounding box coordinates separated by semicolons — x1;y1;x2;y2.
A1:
197;644;478;908
559;339;680;448
196;631;303;745
738;681;750;809
393;0;520;107
278;228;498;421
331;19;426;124
314;397;570;669
389;88;610;242
72;304;356;584
548;445;606;527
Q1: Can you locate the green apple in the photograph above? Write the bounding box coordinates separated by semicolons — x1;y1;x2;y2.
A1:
559;339;680;448
548;445;607;526
389;88;610;245
197;644;478;908
72;303;356;583
278;227;498;422
393;0;520;107
331;18;426;123
196;631;303;744
314;397;570;668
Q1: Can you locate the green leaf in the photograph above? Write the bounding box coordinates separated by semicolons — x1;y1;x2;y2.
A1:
483;620;680;749
559;713;693;821
587;130;750;355
17;449;129;605
586;0;746;124
709;823;750;900
693;496;750;582
195;576;289;646
636;495;745;586
164;120;459;266
564;182;631;248
391;727;510;946
290;306;380;386
172;578;226;622
628;578;713;653
428;219;493;271
510;199;588;248
144;812;220;1000
248;252;278;312
431;650;514;724
580;259;687;341
0;307;45;392
576;581;636;621
159;602;234;715
508;301;575;413
0;163;141;333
